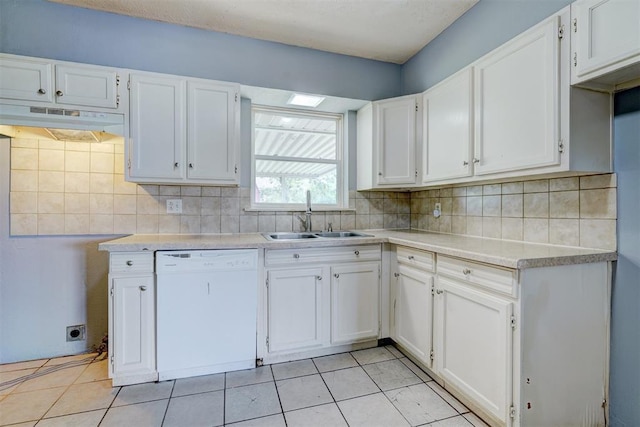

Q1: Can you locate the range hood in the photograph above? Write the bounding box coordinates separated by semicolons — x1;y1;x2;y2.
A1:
0;104;125;136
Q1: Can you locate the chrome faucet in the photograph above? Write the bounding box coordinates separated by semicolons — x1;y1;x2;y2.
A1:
298;190;312;232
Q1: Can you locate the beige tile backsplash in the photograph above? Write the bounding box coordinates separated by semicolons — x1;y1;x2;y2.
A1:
9;136;616;250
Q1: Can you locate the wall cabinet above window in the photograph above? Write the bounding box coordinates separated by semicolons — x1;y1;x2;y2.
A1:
0;54;121;110
128;72;240;186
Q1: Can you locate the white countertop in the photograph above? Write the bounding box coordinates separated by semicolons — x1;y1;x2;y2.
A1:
98;229;616;269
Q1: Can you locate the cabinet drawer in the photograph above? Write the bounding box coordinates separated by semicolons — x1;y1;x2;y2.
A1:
110;252;154;274
437;255;517;298
396;246;435;272
265;245;381;266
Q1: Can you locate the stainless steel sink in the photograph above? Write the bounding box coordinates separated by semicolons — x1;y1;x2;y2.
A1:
263;232;319;240
263;231;372;240
313;231;372;238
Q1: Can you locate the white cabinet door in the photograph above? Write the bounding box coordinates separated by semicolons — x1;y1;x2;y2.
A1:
111;275;155;377
55;65;119;109
395;264;433;366
187;81;239;183
374;96;417;186
129;74;185;180
267;267;324;353
474;14;561;175
435;276;513;425
573;0;640;82
0;57;52;103
331;262;380;344
422;68;473;183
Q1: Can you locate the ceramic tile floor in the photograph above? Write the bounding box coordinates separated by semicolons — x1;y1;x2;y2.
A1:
0;345;489;427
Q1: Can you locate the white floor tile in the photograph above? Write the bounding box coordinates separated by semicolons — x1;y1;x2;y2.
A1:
363;359;422;391
171;373;224;397
428;415;473;426
35;409;105;427
100;399;168;427
285;402;348;427
321;366;379;401
427;382;469;414
338;392;410;427
385;345;405;358
313;353;358;373
163;390;224;427
271;359;317;380
224;382;281;424
0;386;66;425
399;357;433;383
385;383;458;426
74;358;109;384
226;414;286;427
351;347;396;365
463;412;490;427
276;374;333;412
226;366;273;388
112;380;173;407
44;379;118;418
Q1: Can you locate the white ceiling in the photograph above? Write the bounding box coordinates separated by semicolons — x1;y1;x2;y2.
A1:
48;0;478;64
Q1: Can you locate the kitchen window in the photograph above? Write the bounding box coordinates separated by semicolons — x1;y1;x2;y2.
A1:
251;106;346;209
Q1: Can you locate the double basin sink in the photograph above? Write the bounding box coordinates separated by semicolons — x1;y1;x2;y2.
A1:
263;231;372;241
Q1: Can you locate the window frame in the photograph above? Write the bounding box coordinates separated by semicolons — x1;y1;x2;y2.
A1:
250;105;348;210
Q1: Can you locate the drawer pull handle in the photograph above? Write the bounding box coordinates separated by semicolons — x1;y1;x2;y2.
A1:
56;90;64;96
436;289;443;294
174;162;179;168
38;88;46;94
408;255;415;260
334;273;340;278
394;272;400;278
354;250;360;256
293;254;300;259
139;286;147;291
316;276;322;281
463;268;471;275
126;260;133;266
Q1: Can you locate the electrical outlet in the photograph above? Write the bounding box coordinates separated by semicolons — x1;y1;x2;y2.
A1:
166;199;182;214
66;325;85;342
434;203;442;211
433;202;442;218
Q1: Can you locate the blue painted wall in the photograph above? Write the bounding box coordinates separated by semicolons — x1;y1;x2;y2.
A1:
401;0;572;94
611;87;640;426
0;0;401;101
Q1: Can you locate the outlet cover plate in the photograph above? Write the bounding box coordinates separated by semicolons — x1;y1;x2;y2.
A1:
66;325;85;342
166;199;182;214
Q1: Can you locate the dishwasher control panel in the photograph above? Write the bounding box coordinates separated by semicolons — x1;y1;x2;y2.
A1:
155;249;258;273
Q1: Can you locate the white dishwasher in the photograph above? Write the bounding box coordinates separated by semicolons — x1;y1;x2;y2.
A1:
156;249;258;381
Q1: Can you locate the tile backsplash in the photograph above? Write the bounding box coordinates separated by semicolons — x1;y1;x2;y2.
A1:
9;136;616;250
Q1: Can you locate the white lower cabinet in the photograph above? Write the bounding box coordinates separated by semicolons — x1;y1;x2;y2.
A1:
434;276;513;425
261;245;381;363
331;262;380;344
266;267;324;353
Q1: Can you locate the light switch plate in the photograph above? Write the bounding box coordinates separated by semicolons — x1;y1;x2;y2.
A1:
166;199;182;214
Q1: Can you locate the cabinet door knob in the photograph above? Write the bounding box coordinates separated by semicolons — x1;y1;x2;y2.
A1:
378;172;383;176
56;90;63;96
408;255;415;260
293;254;300;259
463;268;471;275
463;160;469;166
354;250;360;256
174;162;179;168
436;289;443;294
316;275;322;281
126;260;133;266
334;273;340;278
473;158;480;164
38;88;46;94
139;286;147;291
394;272;400;278
189;163;194;168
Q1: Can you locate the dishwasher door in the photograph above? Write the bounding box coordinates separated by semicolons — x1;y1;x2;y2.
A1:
156;249;258;380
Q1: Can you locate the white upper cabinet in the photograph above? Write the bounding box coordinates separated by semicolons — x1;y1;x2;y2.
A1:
129;74;185;181
128;72;240;185
474;15;562;176
571;0;640;88
422;68;473;183
357;94;418;190
0;57;53;103
55;64;119;109
0;54;120;109
187;81;239;182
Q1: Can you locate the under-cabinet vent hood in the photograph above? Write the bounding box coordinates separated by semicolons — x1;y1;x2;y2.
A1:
0;104;125;136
